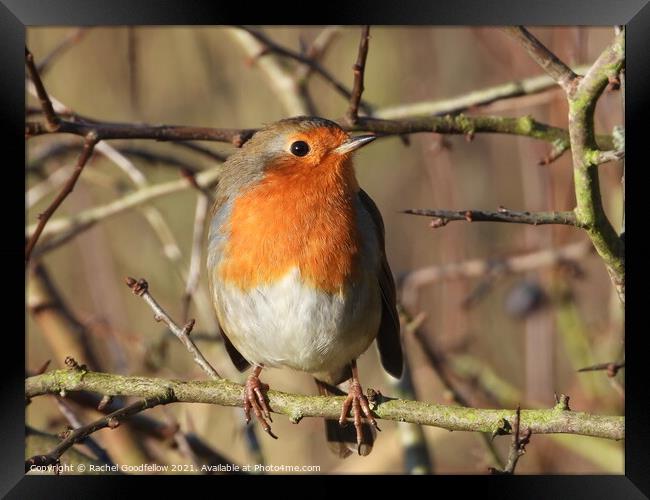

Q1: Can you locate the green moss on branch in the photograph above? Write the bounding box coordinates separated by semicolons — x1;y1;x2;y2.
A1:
26;369;624;441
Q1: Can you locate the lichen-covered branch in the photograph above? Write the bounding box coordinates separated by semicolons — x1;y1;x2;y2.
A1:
507;27;625;303
26;369;624;441
567;30;625;303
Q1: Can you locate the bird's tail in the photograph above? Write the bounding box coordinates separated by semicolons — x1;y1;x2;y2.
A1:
314;378;375;457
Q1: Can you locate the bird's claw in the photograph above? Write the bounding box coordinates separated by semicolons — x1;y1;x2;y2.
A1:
339;380;380;452
243;373;277;439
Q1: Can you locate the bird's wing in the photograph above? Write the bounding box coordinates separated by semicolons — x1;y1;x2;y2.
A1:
207;193;251;372
357;189;403;379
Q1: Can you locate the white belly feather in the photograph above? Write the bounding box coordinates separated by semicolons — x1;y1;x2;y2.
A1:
214;267;381;374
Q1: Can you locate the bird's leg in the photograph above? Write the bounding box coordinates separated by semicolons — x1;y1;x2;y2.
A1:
243;365;277;439
339;360;380;452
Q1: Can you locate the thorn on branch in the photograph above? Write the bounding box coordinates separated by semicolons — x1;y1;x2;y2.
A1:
578;361;624;378
554;393;571;411
429;217;449;229
97;395;113;411
182;319;196;337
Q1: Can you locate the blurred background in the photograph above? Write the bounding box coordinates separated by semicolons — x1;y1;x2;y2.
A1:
26;26;624;474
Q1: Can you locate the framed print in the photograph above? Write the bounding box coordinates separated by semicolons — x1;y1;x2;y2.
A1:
6;0;649;496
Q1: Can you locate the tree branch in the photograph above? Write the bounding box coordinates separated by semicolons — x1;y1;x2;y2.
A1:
26;134;98;263
36;28;89;75
502;27;578;93
237;26;372;115
25;166;222;257
403;208;580;228
400;240;592;297
578;361;625;377
506;28;625;303
227;28;310;116
346;26;370;125
568;30;625;302
488;405;531;474
26;395;172;472
26;369;624;441
25;48;60;130
124;277;220;380
350;115;613;151
375;65;589;120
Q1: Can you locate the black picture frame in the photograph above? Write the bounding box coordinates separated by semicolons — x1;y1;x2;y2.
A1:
6;1;649;497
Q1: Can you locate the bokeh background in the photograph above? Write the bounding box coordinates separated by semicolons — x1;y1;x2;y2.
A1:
26;26;624;474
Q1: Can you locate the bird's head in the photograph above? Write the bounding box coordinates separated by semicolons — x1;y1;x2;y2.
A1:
235;116;376;176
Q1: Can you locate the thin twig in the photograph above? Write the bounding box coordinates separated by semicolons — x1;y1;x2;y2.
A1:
26;166;222;257
237;26;372;114
181;193;210;323
488;405;532;474
294;26;341;83
25;48;60;130
346;26;370;125
125;277;221;379
375;65;590;120
227;28;310;116
55;397;114;465
403;208;580;227
578;361;625;377
36;28;89;75
26;395;173;472
26;134;98;263
401;240;591;288
409;324;504;469
502;27;578;93
59;388;236;467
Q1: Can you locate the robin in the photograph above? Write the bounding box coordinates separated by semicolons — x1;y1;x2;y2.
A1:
207;116;402;456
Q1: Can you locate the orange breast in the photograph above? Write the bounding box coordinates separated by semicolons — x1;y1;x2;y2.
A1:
218;155;361;294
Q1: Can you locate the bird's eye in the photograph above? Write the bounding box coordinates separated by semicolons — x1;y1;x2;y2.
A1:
290;141;310;157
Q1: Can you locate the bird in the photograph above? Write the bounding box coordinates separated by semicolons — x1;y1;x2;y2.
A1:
206;116;402;456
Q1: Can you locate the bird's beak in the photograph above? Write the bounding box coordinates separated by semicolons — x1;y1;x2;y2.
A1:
334;134;376;155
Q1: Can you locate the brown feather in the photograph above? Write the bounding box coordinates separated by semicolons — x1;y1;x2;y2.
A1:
358;189;403;379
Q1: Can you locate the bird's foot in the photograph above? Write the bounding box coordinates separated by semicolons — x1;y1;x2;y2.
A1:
243;371;277;439
339;380;380;453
